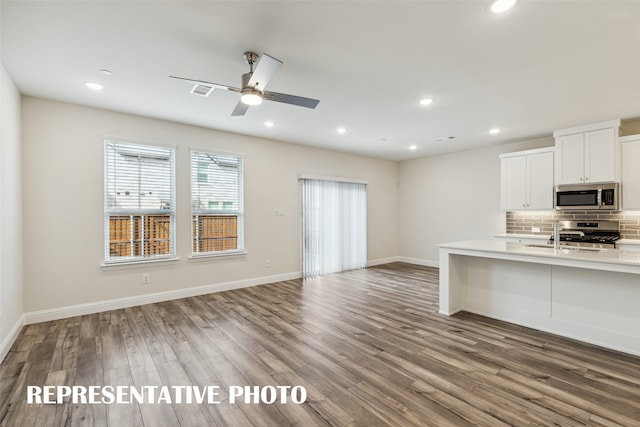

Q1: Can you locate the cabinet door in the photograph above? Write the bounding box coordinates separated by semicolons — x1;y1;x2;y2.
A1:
501;155;527;210
528;151;554;210
622;138;640;209
555;133;584;185
585;127;615;183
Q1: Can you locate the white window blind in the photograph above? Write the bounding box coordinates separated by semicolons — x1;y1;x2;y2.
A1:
104;140;175;263
191;150;244;255
301;179;367;278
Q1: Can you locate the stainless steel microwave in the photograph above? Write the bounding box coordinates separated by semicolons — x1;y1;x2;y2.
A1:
555;183;619;210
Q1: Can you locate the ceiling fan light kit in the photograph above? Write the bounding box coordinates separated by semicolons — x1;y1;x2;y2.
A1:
240;88;263;106
170;51;319;116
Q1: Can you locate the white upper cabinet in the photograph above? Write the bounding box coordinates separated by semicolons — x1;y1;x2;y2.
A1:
555;133;584;184
501;155;527;210
553;120;620;185
620;135;640;210
585;128;617;183
500;148;554;211
528;151;555;209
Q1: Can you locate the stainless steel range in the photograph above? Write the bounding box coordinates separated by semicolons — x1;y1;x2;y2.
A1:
550;220;620;249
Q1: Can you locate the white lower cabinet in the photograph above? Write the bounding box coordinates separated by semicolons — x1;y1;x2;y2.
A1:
500;148;554;211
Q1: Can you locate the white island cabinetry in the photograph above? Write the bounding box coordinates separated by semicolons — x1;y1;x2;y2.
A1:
439;240;640;356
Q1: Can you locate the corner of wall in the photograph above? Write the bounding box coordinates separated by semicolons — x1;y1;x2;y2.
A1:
0;315;25;363
0;62;25;363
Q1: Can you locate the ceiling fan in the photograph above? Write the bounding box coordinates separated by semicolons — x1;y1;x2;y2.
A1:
170;51;320;116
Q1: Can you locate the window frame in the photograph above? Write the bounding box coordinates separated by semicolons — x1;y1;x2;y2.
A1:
103;138;177;265
190;148;245;258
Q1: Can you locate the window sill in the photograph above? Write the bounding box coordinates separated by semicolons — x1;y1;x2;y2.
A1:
101;257;180;270
188;250;248;261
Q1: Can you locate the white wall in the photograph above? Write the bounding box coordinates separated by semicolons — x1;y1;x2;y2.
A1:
0;63;24;355
398;137;553;265
21;97;399;314
16;95;558;321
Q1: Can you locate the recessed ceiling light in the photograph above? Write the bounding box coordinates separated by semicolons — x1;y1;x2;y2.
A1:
409;144;418;151
337;127;347;134
84;82;104;91
488;0;518;13
490;128;501;134
264;121;275;128
419;98;433;106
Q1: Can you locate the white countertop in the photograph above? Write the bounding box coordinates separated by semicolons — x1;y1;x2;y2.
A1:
439;239;640;274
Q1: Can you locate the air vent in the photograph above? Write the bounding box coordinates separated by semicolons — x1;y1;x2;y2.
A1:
190;84;214;97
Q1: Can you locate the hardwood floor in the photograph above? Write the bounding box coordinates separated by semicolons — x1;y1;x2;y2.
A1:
2;262;640;426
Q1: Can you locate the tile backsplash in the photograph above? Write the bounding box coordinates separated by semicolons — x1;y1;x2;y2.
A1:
506;210;640;240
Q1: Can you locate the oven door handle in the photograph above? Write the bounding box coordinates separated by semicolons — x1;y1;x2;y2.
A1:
560;231;585;237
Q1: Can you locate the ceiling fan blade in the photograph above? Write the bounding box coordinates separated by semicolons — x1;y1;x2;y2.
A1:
247;53;282;90
231;100;250;116
169;75;237;91
264;91;320;109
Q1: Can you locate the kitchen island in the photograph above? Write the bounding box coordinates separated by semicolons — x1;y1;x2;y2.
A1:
439;240;640;356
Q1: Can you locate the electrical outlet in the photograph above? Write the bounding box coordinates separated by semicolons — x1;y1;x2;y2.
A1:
532;227;541;233
265;259;271;268
274;209;285;216
142;273;150;284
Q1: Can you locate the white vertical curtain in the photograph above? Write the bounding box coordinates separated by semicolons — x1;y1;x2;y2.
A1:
301;178;367;278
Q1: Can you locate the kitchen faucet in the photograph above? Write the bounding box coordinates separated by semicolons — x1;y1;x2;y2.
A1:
553;223;560;252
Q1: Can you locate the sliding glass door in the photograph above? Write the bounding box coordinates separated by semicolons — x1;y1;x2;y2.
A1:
300;178;367;278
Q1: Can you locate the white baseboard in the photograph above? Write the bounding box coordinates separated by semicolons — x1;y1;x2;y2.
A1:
23;271;302;325
0;314;25;364
367;256;400;267
397;256;439;268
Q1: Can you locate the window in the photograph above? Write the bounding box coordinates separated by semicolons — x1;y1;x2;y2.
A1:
197;162;208;183
104;140;175;263
191;150;244;255
300;178;367;278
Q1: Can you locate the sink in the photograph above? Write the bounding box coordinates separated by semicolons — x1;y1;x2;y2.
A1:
524;244;553;249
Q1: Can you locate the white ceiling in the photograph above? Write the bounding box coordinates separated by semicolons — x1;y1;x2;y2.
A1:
2;1;640;161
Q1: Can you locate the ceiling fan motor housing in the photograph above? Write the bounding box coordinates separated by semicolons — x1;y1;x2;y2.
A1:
241;72;253;89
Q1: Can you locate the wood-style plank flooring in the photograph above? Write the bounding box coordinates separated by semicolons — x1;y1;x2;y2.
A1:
1;263;640;426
